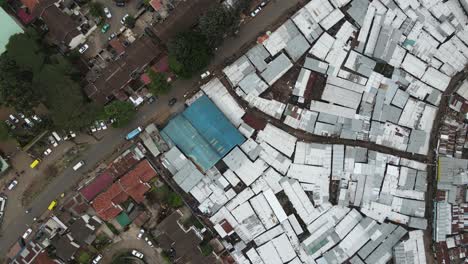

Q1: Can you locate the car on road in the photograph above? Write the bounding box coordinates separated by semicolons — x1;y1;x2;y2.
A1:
137;228;145;239
121;14;129;25
131;250;144;259
200;71;211;79
22;228;32;239
48;200;57;211
73;161;85;171
9;114;19;124
104;7;111;18
168;98;177;106
43;148;52;156
147;96;156;104
92;254;103;264
101;23;110;33
7;180;18;191
115;0;125;7
251;7;262;17
78;44;89;54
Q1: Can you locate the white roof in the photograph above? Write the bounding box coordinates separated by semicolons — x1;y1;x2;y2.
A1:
223;55;256;86
263;19;300;56
303;0;334;22
293;68;311;98
256;124;297;157
321;84;362;109
280;178;320;224
223;147;268;186
264;189;288;222
457;80;468;100
319;8;344;30
272;233;297;262
200;78;245;126
310;32;335;60
309;101;356;119
258;141;292;175
250;192;279;229
257;241;283;264
401;53;427;78
421;67;450;92
245;94;286;119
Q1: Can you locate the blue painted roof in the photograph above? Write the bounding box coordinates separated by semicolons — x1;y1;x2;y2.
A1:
162;96;245;171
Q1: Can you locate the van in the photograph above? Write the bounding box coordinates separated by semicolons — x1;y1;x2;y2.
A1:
30;159;40;168
52;131;62;142
48;200;57;211
0;195;7;212
73;160;85;171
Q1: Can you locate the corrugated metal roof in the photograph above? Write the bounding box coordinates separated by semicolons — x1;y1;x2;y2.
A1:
260;53;293;85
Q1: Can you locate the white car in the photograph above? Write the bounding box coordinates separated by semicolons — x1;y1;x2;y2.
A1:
32;115;41;122
48;136;58;147
251;7;262;17
100;121;107;130
73;161;85;171
79;44;89;54
131;250;144;259
43;148;52;156
145;237;154;247
7;180;18;191
90;126;97;133
104;7;111;18
22;228;32;239
69;131;76;138
121;14;129;25
137;228;145;239
200;71;211;79
92;254;103;264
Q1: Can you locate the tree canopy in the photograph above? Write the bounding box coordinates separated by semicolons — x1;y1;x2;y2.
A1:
104;101;136;128
0;31;102;130
0;55;41;113
198;6;238;48
147;71;171;95
89;2;105;18
124;15;136;28
168;31;212;78
0;123;10;142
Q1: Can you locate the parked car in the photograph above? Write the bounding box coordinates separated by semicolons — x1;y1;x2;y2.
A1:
101;23;110;33
115;0;125;7
32;115;41;122
145;237;154;247
131;250;144;259
22;228;32;239
103;7;111;18
48;136;58;147
69;131;77;138
18;113;25;119
137;228;145;239
90;125;97;133
7;180;18;191
9;114;19;124
24;118;34;127
121;14;129;25
5;120;15;130
73;161;85;171
100;121;107;130
108;32;117;41
43;148;52;156
200;71;211;79
168;98;177;106
95;121;102;131
147;96;156;104
92;254;103;264
79;44;89;54
251;7;262;17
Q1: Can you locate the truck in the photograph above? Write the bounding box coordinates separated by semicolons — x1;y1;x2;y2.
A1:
73;160;85;171
126;127;142;140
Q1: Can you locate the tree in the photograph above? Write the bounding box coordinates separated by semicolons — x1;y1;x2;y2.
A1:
0;123;10;141
5;31;44;73
89;2;104;18
198;6;237;48
147;71;171;95
124;15;136;28
104;101;136;128
168;31;212;78
0;55;42;112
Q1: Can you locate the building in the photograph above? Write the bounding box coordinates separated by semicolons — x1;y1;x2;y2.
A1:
0;7;23;54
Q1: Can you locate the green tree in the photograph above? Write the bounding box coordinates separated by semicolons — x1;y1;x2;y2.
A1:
0;55;41;112
104;101;136;128
5;31;44;73
168;31;212;78
0;123;10;141
198;6;237;48
124;15;136;28
147;71;171;95
89;2;104;18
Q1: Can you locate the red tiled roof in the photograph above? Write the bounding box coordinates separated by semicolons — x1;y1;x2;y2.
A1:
127;183;151;203
150;0;162;11
80;171;114;201
92;160;156;221
20;0;40;12
33;251;56;264
16;8;35;24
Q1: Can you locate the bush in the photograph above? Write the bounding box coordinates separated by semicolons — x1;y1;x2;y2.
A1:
77;252;91;264
199;240;213;256
147;185;183;208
